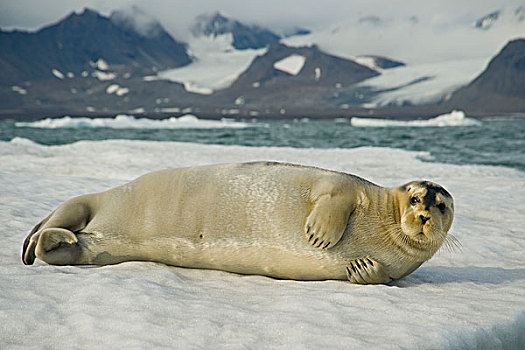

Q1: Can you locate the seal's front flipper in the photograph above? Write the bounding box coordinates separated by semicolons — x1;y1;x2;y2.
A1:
346;257;392;285
305;180;353;249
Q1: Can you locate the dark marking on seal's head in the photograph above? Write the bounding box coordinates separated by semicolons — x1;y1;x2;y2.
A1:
402;180;453;211
421;181;451;198
420;181;452;210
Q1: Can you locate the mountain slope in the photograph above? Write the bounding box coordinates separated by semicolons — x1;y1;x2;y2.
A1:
0;8;198;118
191;12;309;50
447;39;525;113
0;7;523;119
192;12;279;50
213;43;380;110
0;8;191;85
230;43;379;89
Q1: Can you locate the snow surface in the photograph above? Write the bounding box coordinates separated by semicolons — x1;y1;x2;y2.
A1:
280;6;525;106
356;58;490;106
92;70;116;81
280;5;525;65
11;86;27;95
351;110;482;128
314;67;321;80
145;34;266;94
92;58;109;71
51;69;64;80
353;56;383;71
15;114;251;130
273;54;306;75
1;136;524;349
105;84;129;96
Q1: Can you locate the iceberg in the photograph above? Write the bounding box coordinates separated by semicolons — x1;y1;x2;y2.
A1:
351;110;482;127
15;114;251;130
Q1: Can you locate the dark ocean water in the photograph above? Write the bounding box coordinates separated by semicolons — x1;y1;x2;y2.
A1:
1;116;524;172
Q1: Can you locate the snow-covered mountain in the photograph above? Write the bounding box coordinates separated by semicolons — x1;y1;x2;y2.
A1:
192;12;279;50
448;38;525;113
211;43;380;111
279;4;525;108
147;12;313;95
191;12;309;50
0;8;191;85
0;8;197;117
1;7;524;119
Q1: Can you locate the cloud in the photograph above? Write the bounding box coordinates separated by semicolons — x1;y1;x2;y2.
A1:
0;0;516;32
1;0;523;63
0;0;127;30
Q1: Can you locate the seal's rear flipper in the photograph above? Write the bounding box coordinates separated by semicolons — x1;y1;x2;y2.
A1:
34;228;81;265
22;235;36;265
22;199;90;265
346;257;392;285
24;227;81;266
22;213;52;265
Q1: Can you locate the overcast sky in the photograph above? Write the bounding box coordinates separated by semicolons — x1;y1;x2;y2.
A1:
1;0;523;63
1;0;522;34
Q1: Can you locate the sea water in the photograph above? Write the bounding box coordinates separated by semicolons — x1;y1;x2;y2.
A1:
1;112;524;172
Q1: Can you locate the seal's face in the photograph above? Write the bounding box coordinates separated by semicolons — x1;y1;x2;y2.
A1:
397;181;454;248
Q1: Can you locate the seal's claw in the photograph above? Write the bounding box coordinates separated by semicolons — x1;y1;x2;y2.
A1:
304;182;354;250
346;266;353;278
346;257;391;285
304;213;345;250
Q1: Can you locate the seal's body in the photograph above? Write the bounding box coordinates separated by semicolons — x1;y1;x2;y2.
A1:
23;162;454;284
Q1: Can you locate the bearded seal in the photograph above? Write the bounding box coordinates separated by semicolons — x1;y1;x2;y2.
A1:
22;162;454;284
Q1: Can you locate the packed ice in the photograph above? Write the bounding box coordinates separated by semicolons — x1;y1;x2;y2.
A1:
0;137;523;349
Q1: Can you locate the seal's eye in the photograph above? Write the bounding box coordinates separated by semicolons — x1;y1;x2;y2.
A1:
437;203;446;212
410;197;420;205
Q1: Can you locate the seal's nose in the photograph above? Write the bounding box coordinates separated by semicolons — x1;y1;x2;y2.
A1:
420;215;430;224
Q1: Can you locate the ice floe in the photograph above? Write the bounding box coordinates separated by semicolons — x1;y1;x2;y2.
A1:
0;140;523;348
351;110;482;127
15;114;251;129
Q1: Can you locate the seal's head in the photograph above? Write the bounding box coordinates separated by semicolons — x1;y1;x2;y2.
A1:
394;181;454;256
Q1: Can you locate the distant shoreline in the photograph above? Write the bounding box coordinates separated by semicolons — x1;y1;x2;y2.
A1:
2;105;524;122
